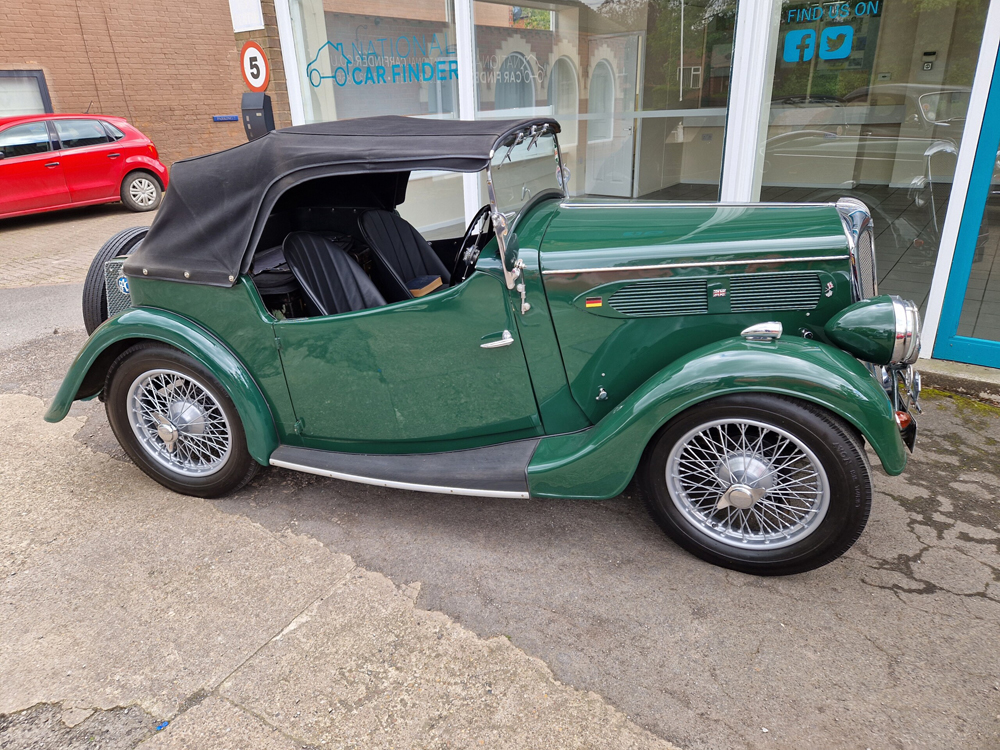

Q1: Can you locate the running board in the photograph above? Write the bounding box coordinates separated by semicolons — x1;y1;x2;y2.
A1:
268;440;539;499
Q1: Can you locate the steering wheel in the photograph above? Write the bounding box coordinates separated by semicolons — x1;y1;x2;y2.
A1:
451;204;493;283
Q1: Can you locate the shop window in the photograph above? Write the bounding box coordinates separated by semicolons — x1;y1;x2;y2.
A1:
496;52;535;111
286;0;463;236
0;71;52;117
473;0;735;199
759;0;992;313
547;57;579;146
588;60;615;142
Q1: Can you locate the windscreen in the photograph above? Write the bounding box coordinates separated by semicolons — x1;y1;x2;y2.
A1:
487;132;564;229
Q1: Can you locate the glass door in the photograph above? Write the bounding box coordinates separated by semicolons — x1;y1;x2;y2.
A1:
933;49;1000;367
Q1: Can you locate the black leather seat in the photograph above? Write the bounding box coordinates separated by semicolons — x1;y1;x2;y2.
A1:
359;210;451;303
282;232;386;316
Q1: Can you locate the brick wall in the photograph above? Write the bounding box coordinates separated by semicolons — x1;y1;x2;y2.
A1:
0;0;289;167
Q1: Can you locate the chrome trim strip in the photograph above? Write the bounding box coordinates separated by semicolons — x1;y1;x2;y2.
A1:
541;254;850;276
559;201;839;209
269;458;531;499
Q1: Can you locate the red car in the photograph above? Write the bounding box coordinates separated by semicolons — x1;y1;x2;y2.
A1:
0;113;168;219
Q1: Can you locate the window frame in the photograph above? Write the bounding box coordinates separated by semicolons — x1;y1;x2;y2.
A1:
0;70;54;114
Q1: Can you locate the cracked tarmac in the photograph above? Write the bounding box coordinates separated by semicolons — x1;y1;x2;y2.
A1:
0;276;999;748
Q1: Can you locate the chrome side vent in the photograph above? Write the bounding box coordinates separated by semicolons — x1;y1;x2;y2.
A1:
730;272;822;312
608;278;708;317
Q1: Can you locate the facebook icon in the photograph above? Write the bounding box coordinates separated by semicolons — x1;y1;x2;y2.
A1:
783;30;816;62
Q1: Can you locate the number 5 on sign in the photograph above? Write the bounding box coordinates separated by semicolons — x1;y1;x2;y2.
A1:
241;41;270;92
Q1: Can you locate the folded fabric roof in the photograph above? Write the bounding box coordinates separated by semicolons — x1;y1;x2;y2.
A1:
127;115;559;287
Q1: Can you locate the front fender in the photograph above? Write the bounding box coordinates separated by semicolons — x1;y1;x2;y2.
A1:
44;308;277;465
527;336;906;499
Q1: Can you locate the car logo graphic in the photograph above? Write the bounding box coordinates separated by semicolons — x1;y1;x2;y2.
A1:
117;275;130;295
819;25;853;60
306;41;352;87
783;30;816;63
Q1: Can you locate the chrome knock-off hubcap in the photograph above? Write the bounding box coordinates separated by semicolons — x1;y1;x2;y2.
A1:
127;369;232;477
666;419;830;549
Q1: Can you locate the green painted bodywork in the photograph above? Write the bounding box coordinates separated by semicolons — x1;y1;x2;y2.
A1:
48;195;911;492
526;336;907;500
273;270;542;453
43;305;279;465
824;296;898;365
538;202;855;424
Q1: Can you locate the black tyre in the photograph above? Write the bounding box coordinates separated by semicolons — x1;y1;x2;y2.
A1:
120;170;162;212
82;226;148;334
105;342;260;498
640;394;872;576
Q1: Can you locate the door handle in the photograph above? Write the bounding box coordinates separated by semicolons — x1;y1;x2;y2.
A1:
107;153;121;158
44;161;59;167
480;330;513;348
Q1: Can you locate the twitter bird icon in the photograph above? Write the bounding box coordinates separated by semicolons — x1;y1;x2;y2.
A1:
819;25;853;60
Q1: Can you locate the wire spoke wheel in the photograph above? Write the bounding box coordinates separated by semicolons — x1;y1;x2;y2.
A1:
129;177;157;207
126;368;232;477
665;418;831;550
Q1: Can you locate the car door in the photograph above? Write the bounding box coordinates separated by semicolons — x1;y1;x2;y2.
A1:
0;121;69;216
52;119;120;203
274;271;542;451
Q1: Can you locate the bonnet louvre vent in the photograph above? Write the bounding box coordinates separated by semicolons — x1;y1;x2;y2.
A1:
608;278;708;317
729;272;822;312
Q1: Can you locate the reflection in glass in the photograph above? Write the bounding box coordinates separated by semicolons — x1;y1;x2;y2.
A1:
760;0;991;312
496;52;536;111
473;0;736;199
588;60;615;142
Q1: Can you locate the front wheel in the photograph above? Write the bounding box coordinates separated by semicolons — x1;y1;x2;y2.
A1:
105;343;259;497
640;394;872;576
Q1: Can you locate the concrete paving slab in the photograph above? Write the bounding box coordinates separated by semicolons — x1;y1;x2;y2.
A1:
221;567;675;749
0;393;680;749
141;696;298;750
0;394;356;718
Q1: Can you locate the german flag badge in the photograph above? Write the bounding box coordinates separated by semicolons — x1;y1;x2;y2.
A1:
585;297;602;308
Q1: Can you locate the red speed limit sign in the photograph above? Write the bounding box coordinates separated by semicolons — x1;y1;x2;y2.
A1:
240;41;270;92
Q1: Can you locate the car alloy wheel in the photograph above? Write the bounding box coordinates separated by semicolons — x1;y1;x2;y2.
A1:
126;368;233;477
664;418;831;550
129;177;158;208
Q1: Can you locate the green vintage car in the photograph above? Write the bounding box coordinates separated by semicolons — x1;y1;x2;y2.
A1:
49;116;922;575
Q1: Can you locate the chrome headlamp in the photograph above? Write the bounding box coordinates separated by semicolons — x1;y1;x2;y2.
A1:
890;297;921;365
825;294;922;366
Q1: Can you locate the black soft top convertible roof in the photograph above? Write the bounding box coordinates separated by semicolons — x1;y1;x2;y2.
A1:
126;116;559;287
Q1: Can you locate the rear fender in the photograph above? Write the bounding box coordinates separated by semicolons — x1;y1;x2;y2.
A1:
44;307;277;465
527;336;906;499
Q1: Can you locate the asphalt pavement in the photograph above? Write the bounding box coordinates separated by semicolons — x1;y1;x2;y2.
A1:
1;211;998;749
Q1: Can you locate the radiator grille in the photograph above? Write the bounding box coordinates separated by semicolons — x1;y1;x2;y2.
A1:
608;278;708;317
104;258;132;318
856;229;877;298
729;272;822;312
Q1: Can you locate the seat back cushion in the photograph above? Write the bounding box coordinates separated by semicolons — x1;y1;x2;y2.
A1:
282;231;386;316
359;210;450;303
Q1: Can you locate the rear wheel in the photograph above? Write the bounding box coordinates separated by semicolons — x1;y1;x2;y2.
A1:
121;171;162;212
82;226;148;334
640;394;872;575
105;343;259;497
